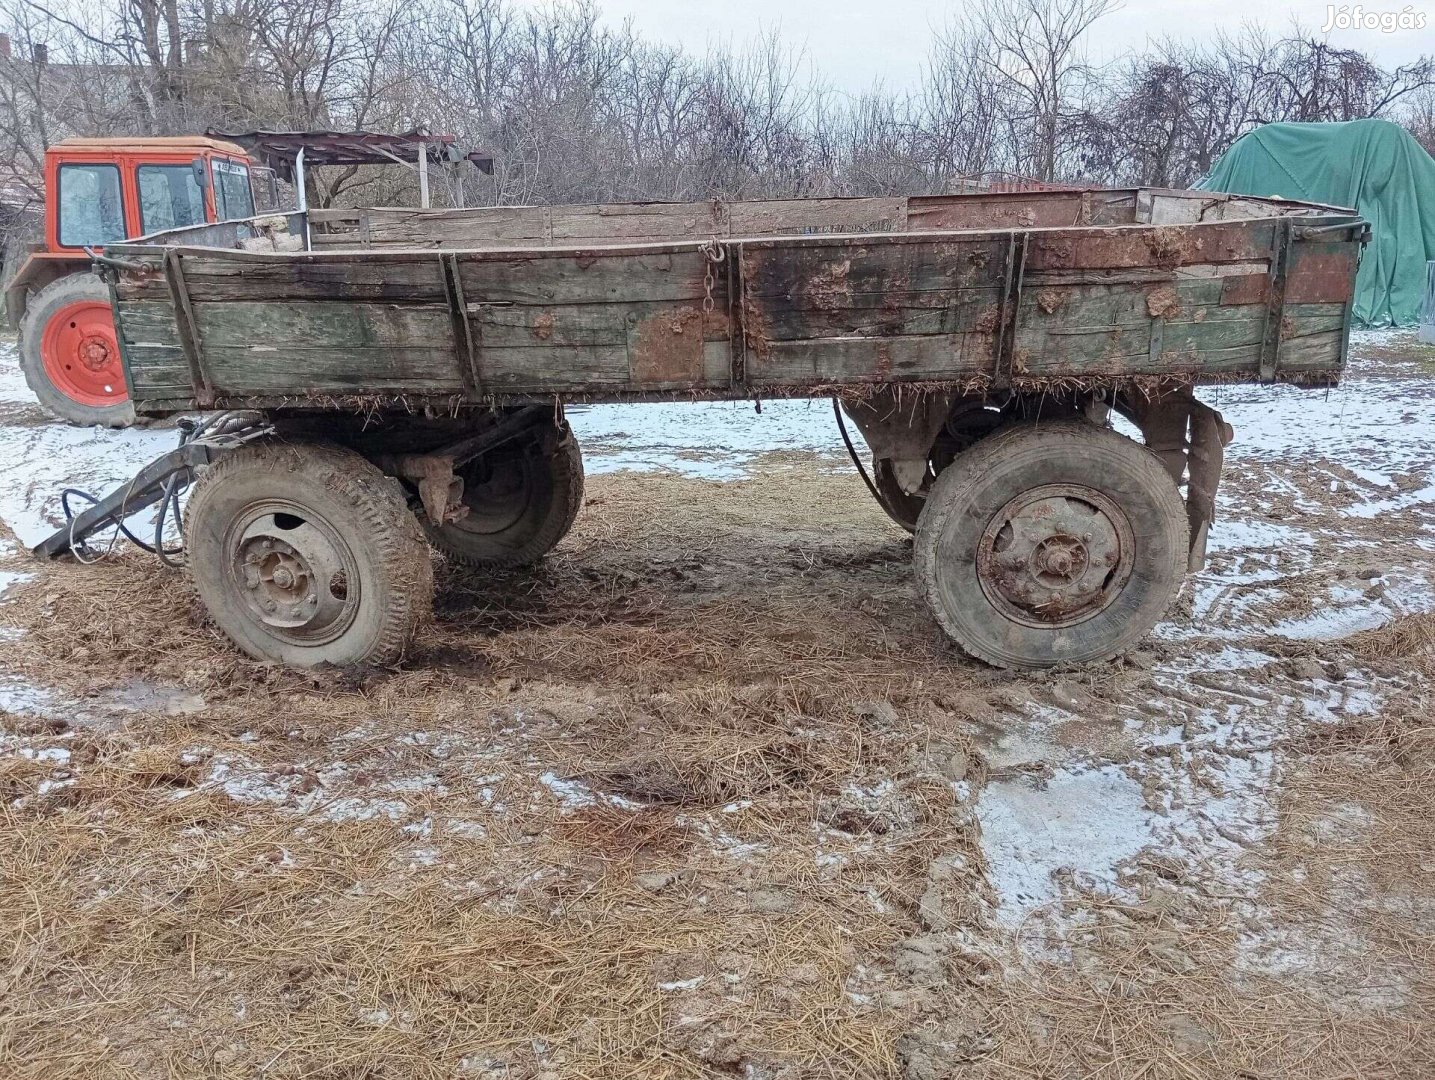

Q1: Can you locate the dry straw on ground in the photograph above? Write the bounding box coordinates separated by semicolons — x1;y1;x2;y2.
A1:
0;469;1431;1079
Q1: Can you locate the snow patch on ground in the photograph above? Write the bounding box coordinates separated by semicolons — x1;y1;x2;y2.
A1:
570;398;847;479
979;765;1152;926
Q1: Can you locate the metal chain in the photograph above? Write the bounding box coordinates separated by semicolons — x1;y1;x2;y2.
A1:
699;236;725;316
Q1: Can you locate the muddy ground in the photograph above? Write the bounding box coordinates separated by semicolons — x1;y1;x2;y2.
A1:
0;332;1432;1079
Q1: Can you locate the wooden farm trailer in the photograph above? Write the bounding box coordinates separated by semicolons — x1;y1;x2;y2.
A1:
39;187;1366;670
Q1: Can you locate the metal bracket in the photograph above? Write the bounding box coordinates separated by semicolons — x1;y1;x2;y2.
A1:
32;441;221;559
388;454;467;526
993;232;1029;387
1128;392;1233;573
1186;401;1233;572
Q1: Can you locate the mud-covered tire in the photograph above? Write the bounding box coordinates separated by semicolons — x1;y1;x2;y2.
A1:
18;273;135;427
866;406;1005;534
425;426;584;568
185;441;432;667
914;421;1187;670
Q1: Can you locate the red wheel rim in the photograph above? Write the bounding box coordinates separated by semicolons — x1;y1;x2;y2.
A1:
40;300;127;409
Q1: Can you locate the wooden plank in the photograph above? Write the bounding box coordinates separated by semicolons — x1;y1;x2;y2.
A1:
164;299;462;397
727;197;906;236
190;300;453;351
117;257;448;304
472;299;726;350
739;288;1004;341
1023;221;1280;272
749;334;994;386
741;237;1010;301
479;344;633;392
323;198;911;249
116;299;182;347
1276;326;1344;372
121;342;211;396
1012;304;1347;377
202;346;462;394
909;191;1135;231
458;249;712;305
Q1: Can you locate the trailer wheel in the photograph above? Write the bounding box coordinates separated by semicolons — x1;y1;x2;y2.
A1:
870;405;1008;533
185;442;432;667
19;273;135;427
914;421;1187;670
425;426;584;568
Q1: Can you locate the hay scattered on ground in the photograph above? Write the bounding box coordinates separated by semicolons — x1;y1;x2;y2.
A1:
1;467;1432;1079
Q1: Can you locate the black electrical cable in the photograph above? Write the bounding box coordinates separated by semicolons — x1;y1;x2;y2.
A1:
831;397;884;506
59;470;188;561
60;487;159;556
59;418;200;562
153;472;189;568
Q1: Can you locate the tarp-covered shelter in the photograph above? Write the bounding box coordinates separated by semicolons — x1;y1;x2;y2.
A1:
1199;119;1435;327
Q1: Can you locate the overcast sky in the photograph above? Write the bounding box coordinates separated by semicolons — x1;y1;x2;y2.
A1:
521;0;1433;95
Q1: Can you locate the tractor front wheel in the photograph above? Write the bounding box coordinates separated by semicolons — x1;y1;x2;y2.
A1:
19;273;134;427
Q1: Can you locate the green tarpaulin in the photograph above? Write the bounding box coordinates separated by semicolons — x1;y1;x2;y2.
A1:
1199;118;1435;328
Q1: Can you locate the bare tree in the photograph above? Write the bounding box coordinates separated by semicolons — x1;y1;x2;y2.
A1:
965;0;1120;181
0;0;1429;221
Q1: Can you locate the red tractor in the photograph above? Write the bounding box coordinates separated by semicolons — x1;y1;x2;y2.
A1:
7;136;258;426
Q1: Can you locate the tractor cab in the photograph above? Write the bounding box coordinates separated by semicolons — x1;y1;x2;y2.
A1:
9;129;491;427
8;136;257;426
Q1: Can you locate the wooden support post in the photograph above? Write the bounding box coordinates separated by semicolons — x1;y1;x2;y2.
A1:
441;253;482;398
1258;218;1292;383
418;141;430;208
163;250;214;408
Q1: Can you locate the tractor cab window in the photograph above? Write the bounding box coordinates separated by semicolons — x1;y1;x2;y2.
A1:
212;159;255;220
137;164;206;234
57;163;125;247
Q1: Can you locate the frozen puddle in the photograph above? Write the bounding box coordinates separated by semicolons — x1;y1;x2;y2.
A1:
978;765;1151;926
978;749;1280;931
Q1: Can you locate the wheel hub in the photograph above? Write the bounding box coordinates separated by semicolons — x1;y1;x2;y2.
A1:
978;485;1132;627
228;509;358;644
452;448;537;536
78;333;112;371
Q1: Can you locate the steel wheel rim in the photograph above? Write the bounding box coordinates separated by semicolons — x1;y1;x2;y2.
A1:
976;483;1134;629
40;299;127;408
225;499;361;647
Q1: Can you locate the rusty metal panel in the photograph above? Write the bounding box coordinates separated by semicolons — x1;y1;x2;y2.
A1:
1284;247;1360;304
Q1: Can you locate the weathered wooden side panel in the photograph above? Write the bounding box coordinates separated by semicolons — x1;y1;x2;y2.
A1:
455;247;732;393
739;235;1010;386
108;191;1363;413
